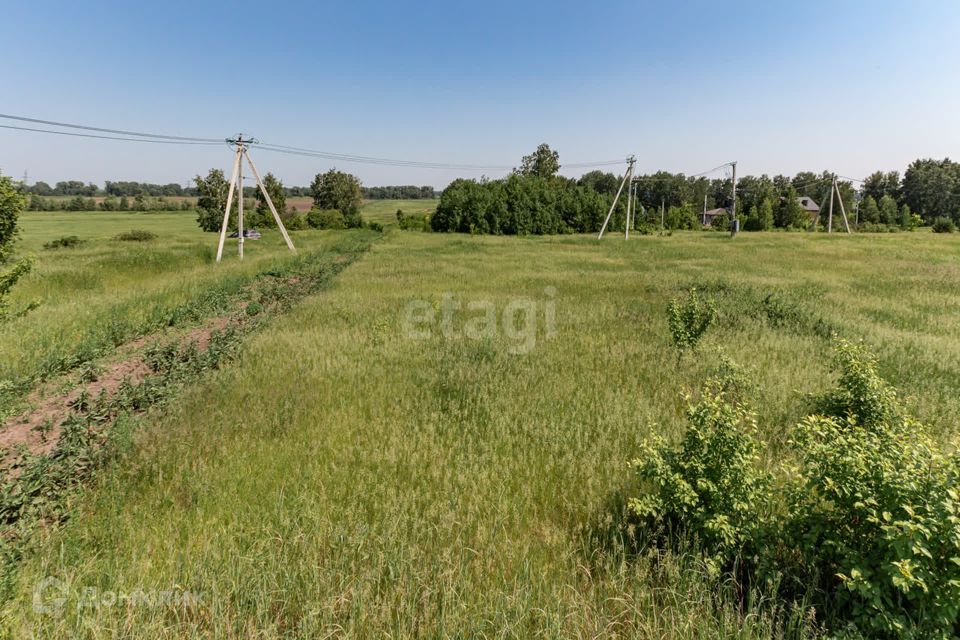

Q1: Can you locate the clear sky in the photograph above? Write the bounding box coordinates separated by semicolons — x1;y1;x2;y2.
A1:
1;0;958;188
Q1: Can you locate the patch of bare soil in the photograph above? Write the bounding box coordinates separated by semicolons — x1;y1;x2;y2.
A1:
0;315;237;473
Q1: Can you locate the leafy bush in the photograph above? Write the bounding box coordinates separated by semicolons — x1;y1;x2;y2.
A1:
630;378;767;573
281;212;307;231
397;209;430;231
43;235;84;250
667;288;717;353
709;212;731;231
366;221;384;233
306;208;346;230
114;229;156;242
931;217;956;233
785;341;960;637
625;341;960;637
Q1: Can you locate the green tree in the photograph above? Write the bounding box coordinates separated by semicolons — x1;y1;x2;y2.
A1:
899;203;915;229
194;169;232;232
776;186;808;229
254;172;286;228
878;195;898;225
860;195;880;224
758;198;774;230
0;175;32;321
0;175;24;262
901;158;960;223
310;169;363;228
518;143;561;179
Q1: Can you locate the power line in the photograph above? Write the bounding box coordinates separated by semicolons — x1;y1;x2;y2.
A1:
0;124;225;146
0;113;221;143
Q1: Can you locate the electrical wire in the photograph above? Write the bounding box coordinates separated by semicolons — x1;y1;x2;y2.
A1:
0;113;222;143
0;124;225;146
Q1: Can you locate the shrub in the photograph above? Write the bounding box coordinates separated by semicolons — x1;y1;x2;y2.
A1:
630;378;767;574
306;208;346;230
931;217;955;233
710;212;730;231
282;212;307;231
366;221;384;233
782;344;960;637
43;235;84;250
625;341;960;637
114;229;156;242
667;288;717;353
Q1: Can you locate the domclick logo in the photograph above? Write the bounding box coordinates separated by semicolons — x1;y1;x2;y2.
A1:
32;576;68;616
31;576;204;618
401;287;557;354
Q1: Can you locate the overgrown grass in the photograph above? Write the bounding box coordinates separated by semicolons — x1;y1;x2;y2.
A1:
3;230;960;636
1;211;376;416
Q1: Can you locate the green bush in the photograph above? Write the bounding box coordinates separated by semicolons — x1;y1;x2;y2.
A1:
709;212;730;231
114;229;156;242
366;221;384;233
306;208;346;230
667;288;717;354
282;212;308;231
43;235;84;250
630;378;767;574
784;341;960;637
931;217;956;233
625;341;960;637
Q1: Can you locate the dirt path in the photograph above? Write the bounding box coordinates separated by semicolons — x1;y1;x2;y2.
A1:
0;315;236;473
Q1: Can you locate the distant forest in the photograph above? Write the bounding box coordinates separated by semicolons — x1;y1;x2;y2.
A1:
17;180;436;200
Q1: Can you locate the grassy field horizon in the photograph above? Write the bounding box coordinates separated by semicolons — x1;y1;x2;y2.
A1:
3;214;959;636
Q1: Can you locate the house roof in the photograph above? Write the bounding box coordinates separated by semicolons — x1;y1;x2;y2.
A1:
797;197;819;212
703;208;728;217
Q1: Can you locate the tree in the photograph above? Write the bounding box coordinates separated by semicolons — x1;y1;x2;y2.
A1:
860;195;880;225
899;204;916;230
254;172;286;228
518;143;560;179
0;175;24;262
310;169;363;227
194;168;232;232
901;158;960;223
879;195;899;226
577;170;619;195
776;186;808;229
0;175;31;321
862;171;900;204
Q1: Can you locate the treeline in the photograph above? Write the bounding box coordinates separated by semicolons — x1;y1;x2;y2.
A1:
362;185;435;199
432;144;960;235
26;194;193;212
20;180;193;197
18;179;436;201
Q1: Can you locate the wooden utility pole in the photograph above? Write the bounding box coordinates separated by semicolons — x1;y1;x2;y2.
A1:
730;161;738;236
597;155;636;240
216;135;296;262
828;177;835;233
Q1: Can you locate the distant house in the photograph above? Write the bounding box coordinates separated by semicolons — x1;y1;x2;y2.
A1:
701;207;729;227
798;196;819;214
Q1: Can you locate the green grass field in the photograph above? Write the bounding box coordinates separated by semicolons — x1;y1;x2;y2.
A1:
2;212;959;637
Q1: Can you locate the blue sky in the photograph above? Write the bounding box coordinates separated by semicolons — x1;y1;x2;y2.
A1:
1;0;959;188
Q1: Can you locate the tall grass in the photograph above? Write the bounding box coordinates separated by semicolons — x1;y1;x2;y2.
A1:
1;211;373;413
3;230;960;637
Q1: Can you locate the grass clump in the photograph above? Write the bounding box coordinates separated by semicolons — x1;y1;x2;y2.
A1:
42;235;84;250
114;229;157;242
